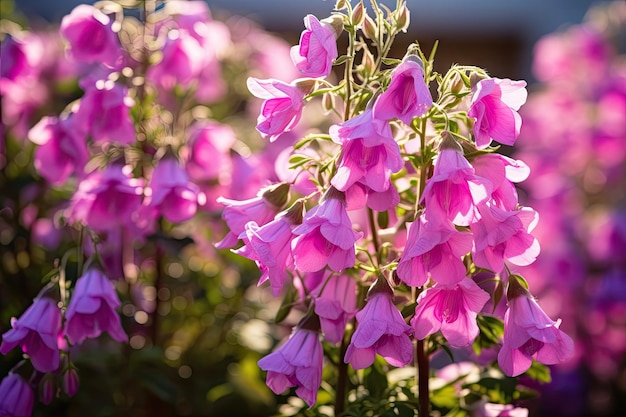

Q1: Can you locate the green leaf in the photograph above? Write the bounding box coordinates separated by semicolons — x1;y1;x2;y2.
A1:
431;384;459;409
523;360;552;383
288;154;314;170
274;283;297;324
377;210;389;229
364;360;388;400
381;57;402;66
334;55;351;65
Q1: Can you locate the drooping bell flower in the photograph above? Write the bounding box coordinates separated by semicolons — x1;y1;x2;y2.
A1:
64;268;127;345
291;187;362;273
148;155;205;223
1;292;62;373
0;373;34;417
396;214;473;287
372;56;433;124
497;275;574;377
411;277;490;347
290;14;339;78
60;4;122;67
420;135;491;226
468;77;527;149
313;274;357;344
28;115;89;185
258;314;323;408
216;182;290;249
471;153;530;211
235;200;304;296
0;32;43;82
184;121;236;182
247;77;312;142
344;278;413;369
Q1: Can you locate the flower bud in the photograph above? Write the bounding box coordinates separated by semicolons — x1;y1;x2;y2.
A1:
322;92;335;114
63;367;79;397
362;15;377;40
395;4;410;32
358;47;376;79
40;375;56;405
335;0;348;10
351;2;365;27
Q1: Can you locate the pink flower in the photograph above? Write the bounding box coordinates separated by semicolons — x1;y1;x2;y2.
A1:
247;77;306;141
291;189;362;272
235;201;303;296
396;215;473;287
216;183;290;249
60;5;121;67
69;164;144;232
148;157;205;223
373;57;433;124
73;80;135;145
314;274;357;343
290;15;338;78
184;121;236;182
421;146;491;226
1;296;62;373
64;268;127;345
0;373;34;417
0;32;43;82
468;78;527;149
344;282;413;369
330;109;403;194
472;154;530;211
258;322;323;408
343;181;401;212
411;277;489;347
476;403;529;417
28;115;89;185
471;204;540;273
63;367;80;397
498;280;574;377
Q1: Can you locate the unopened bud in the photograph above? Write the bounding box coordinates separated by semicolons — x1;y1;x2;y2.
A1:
335;0;348;10
322;92;335;114
262;182;291;208
358;48;376;79
351;2;365;27
362;15;377;40
449;72;466;95
396;5;410;32
40;375;56;405
63;367;79;398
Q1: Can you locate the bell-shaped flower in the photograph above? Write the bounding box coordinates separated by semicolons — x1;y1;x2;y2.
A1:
421;139;491;226
344;279;413;369
60;5;122;67
373;57;433;124
73;80;135;145
0;32;43;83
468;77;527;149
471;204;540;273
184;121;236;182
343;181;401;212
258;315;323;408
497;276;574;377
64;268;127;345
411;277;490;347
397;215;473;287
235;201;304;296
69;163;144;233
216;182;290;249
1;294;62;373
247;77;309;141
290;14;339;78
147;156;205;223
28;115;89;185
313;274;357;343
291;188;362;273
0;373;34;417
472;154;530;211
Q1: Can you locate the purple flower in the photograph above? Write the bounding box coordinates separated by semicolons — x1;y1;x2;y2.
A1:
60;5;121;67
258;323;323;408
28;115;89;185
411;277;490;347
313;274;357;344
472;154;530;211
247;77;306;141
63;367;80;397
184;121;236;182
291;189;362;273
148;157;205;223
290;15;338;78
468;78;527;149
1;296;62;373
0;373;34;417
344;283;413;369
397;215;473;287
0;32;43;82
373;57;433;124
64;268;127;345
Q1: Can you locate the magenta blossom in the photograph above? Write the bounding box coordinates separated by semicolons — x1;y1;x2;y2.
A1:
247;77;307;141
468;78;527;149
28;115;89;185
290;14;338;78
0;373;34;417
0;32;43;82
148;157;205;223
471;204;540;273
476;403;529;417
421;145;492;226
472;154;530;211
258;321;323;408
313;274;357;344
411;277;490;347
344;281;413;369
291;189;362;272
498;278;574;377
373;57;433;124
1;295;61;373
396;215;473;287
64;268;127;345
60;4;121;67
184;121;236;182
